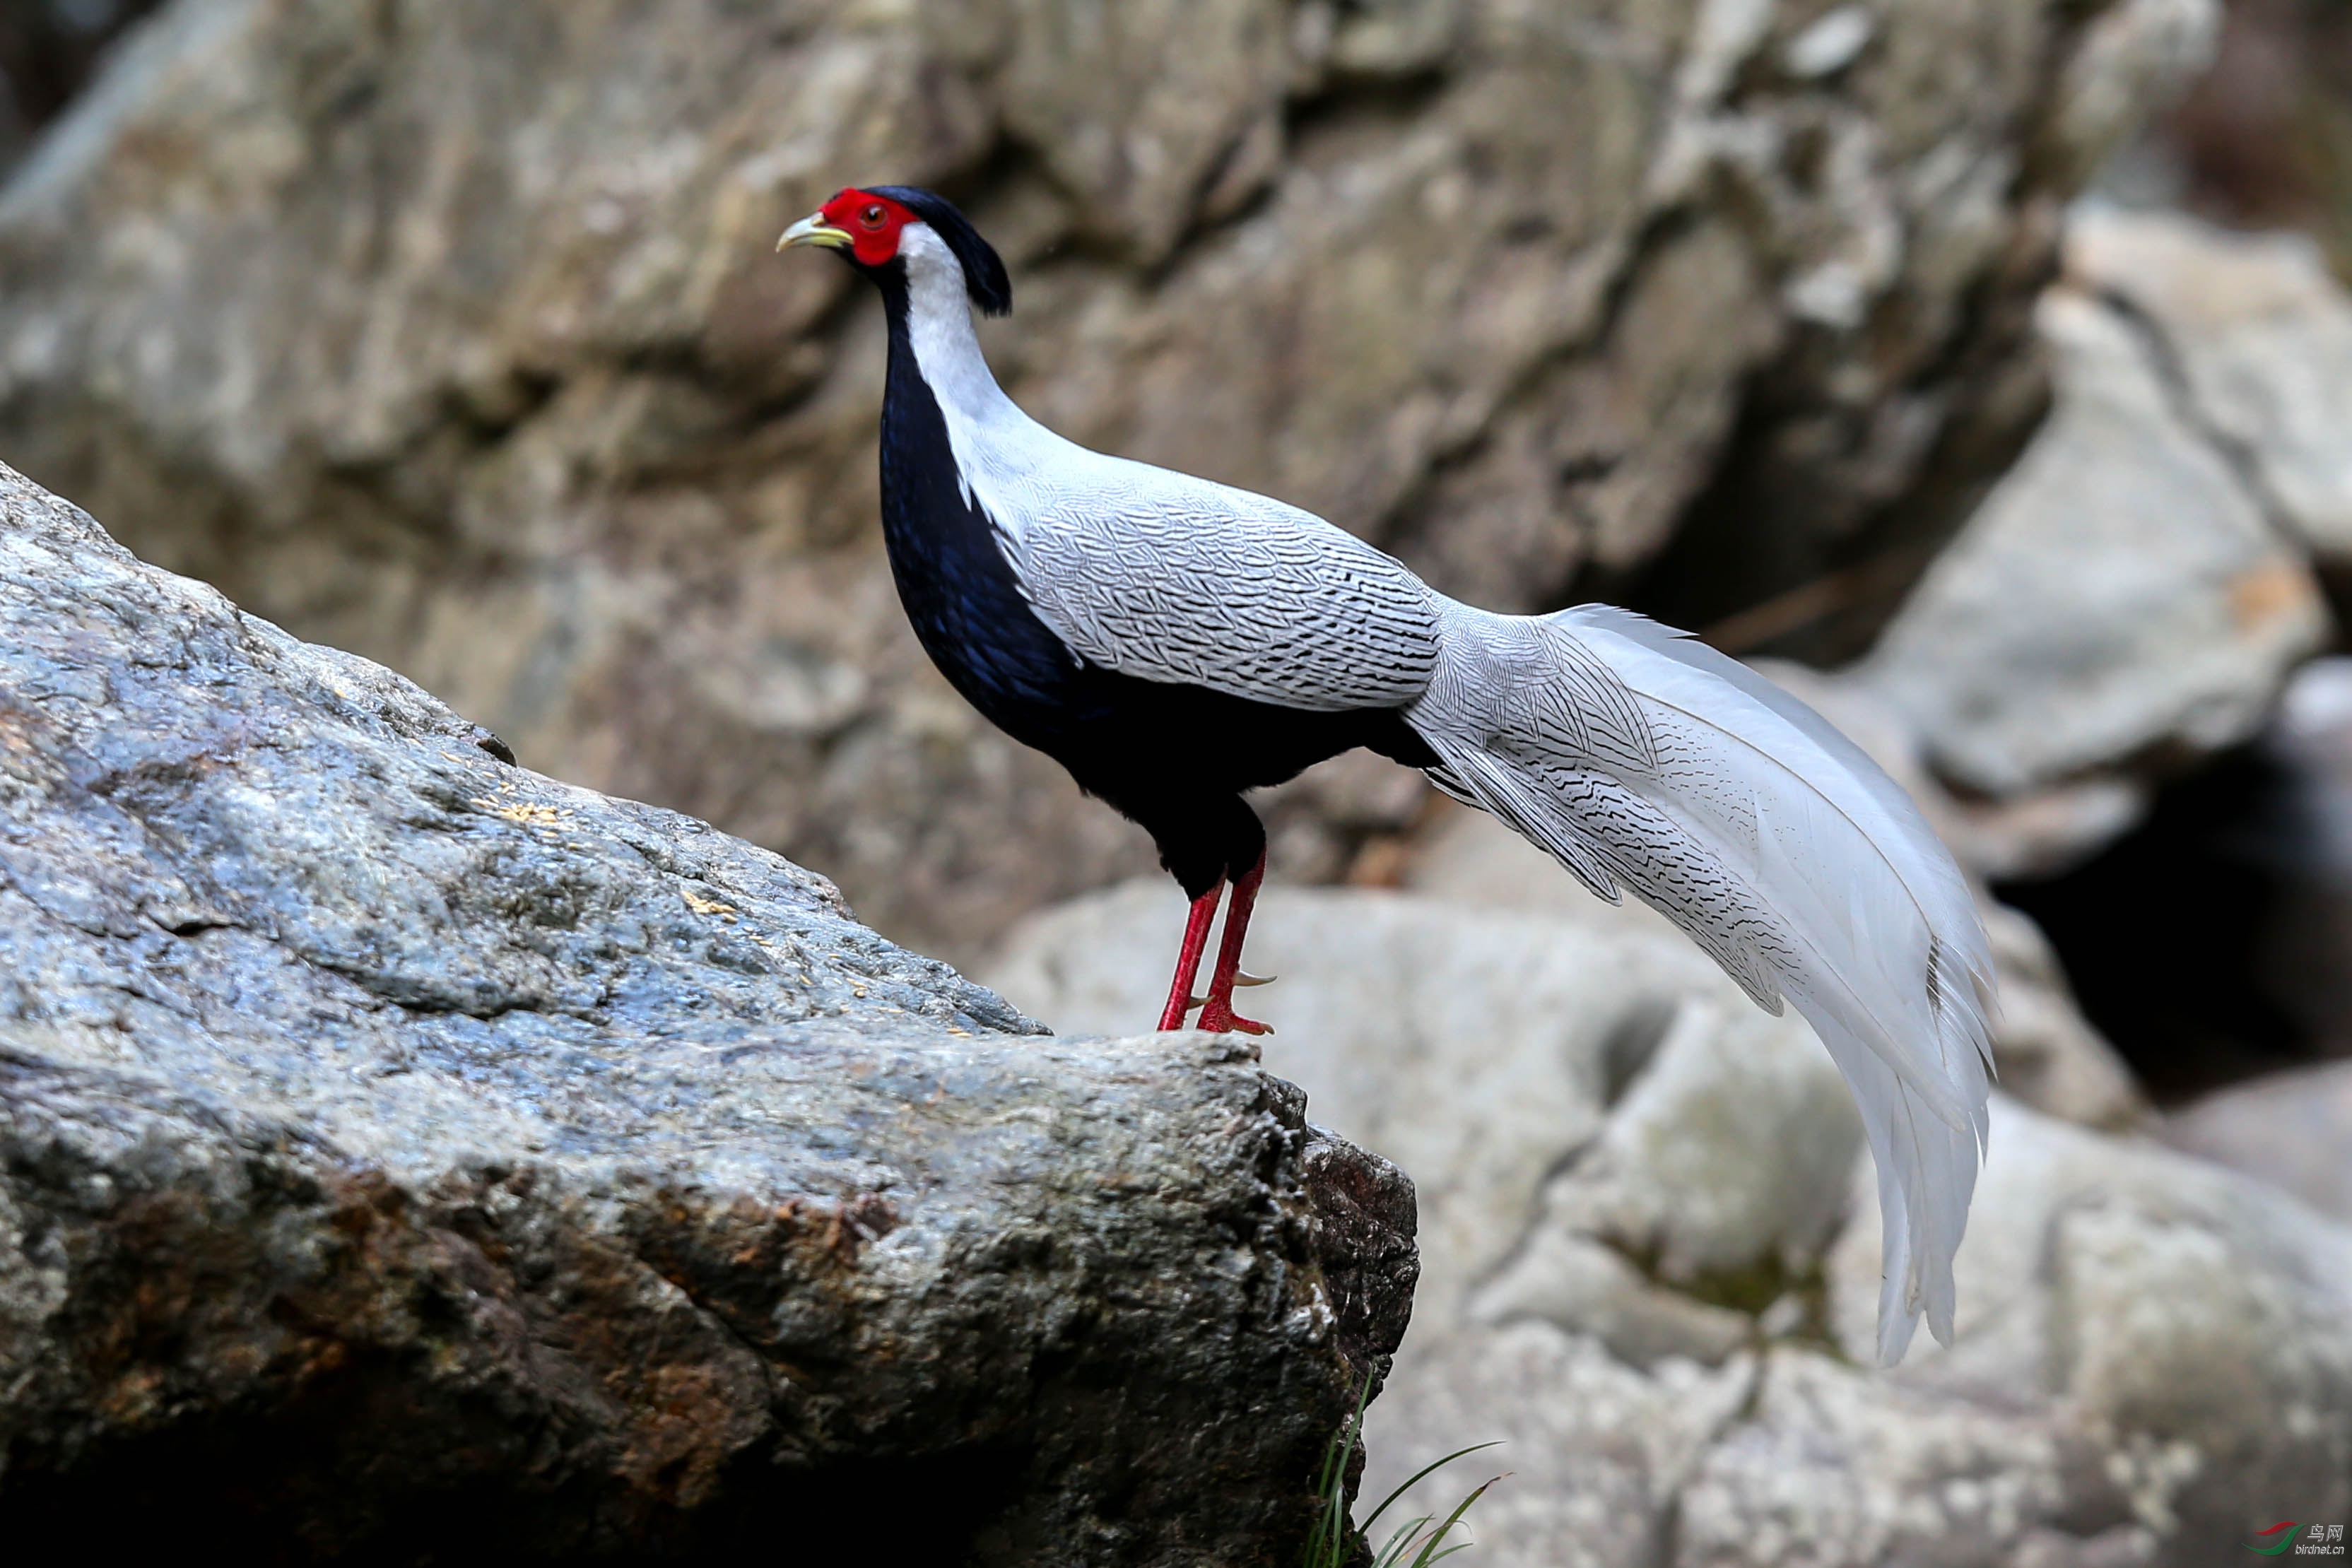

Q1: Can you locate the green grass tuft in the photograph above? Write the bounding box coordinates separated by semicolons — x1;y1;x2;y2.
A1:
1302;1374;1503;1568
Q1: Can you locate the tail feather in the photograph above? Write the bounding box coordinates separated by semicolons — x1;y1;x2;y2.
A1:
1406;600;1995;1362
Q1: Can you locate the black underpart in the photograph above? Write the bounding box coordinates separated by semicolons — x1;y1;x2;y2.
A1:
870;264;1435;901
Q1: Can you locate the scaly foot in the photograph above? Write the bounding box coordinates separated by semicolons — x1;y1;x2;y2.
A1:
1194;998;1271;1036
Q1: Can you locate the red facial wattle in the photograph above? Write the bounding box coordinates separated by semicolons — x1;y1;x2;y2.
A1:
820;189;918;266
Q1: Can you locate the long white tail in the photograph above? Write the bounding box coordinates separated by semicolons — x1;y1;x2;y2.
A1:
1406;599;1995;1363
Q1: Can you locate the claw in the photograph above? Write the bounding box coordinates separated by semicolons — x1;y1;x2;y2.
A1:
1193;974;1274;1008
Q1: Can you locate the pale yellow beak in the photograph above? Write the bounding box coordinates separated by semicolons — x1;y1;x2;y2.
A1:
777;213;852;252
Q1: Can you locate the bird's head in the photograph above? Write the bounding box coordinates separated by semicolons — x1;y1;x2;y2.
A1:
777;185;1012;317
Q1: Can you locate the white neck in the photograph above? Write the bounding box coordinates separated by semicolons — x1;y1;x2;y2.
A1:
900;223;1025;436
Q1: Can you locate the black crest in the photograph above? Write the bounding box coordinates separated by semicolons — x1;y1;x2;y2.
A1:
869;184;1013;317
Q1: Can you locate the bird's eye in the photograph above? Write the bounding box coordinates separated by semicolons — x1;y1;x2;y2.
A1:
862;204;885;227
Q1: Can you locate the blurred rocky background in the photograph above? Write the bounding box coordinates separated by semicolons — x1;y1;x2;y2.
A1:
0;0;2211;960
5;0;2352;1561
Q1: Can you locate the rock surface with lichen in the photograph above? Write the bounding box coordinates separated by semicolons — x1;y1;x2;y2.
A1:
0;461;1418;1564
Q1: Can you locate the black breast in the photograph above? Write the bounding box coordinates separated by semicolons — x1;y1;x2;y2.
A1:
875;294;1100;753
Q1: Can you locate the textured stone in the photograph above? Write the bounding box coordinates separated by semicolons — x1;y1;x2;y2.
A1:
2069;204;2352;557
1813;1097;2352;1564
1370;1321;1754;1568
997;0;1291;261
1466;990;1861;1370
0;462;1418;1564
0;0;2212;960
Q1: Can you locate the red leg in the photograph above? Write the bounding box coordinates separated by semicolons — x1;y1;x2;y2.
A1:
1156;880;1225;1031
1195;851;1271;1035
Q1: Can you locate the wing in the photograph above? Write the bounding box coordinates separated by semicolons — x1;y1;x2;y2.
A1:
979;447;1440;712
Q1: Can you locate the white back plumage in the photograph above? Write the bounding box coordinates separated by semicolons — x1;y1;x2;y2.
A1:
892;220;1996;1363
895;224;1437;711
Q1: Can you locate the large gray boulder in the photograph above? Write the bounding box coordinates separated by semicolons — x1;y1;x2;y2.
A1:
0;0;2213;960
990;875;2352;1568
1859;278;2327;798
1840;205;2352;878
0;462;1418;1565
2069;207;2352;560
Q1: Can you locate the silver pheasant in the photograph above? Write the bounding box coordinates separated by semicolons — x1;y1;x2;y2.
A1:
782;184;1995;1364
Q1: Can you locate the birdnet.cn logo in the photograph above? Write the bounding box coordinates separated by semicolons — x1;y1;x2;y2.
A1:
2248;1523;2347;1555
